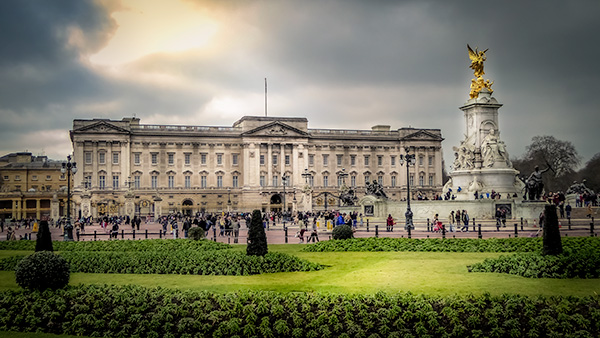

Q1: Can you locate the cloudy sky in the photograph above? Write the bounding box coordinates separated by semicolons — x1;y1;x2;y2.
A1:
1;0;598;169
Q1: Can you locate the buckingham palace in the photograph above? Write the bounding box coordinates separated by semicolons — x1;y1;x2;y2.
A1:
70;116;444;219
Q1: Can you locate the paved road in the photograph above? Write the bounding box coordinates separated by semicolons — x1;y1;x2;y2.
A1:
2;217;596;244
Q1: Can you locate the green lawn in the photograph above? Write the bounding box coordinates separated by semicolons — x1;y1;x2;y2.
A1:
0;244;597;297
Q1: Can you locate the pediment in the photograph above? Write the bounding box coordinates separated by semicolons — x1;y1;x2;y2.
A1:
241;121;309;137
402;130;443;141
73;121;130;134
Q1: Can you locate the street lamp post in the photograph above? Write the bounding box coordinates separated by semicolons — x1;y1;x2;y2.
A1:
61;155;78;241
399;148;416;233
227;188;231;211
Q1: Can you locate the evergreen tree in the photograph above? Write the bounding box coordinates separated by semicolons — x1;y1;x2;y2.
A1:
542;205;562;255
35;220;53;252
246;209;268;256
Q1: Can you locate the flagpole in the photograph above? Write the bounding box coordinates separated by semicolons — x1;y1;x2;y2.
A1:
264;78;267;117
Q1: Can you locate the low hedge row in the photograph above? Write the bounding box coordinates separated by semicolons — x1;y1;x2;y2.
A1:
469;248;600;278
0;285;598;337
302;237;600;253
0;251;322;275
0;238;232;252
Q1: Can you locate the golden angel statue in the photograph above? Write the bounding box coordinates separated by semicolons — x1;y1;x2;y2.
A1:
467;44;493;98
467;44;487;78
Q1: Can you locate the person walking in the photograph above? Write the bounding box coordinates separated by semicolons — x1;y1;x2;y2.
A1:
448;211;455;232
460;210;469;232
386;214;394;232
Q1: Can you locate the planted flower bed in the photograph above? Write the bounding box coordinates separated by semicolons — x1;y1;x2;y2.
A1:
0;238;232;252
0;285;598;337
0;250;322;275
302;237;600;253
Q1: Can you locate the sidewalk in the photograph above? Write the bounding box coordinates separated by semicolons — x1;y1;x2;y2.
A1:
2;216;596;244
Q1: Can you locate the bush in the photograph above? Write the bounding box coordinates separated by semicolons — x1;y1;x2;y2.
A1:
15;251;70;290
332;225;354;240
188;227;205;240
247;210;268;256
35;220;53;252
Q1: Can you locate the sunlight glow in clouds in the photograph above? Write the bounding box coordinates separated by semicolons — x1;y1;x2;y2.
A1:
91;0;219;65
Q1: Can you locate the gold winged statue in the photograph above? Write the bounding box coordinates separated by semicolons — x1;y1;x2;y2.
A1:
467;44;493;99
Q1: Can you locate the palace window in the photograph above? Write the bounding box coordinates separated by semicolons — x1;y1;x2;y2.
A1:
200;153;207;165
84;175;92;189
201;176;207;188
322;154;329;166
391;156;396;166
272;176;278;187
409;174;414;186
260;154;265;165
185;176;191;188
351;175;356;187
364;175;370;184
391;175;397;187
134;176;140;189
429;156;434;166
112;153;119;165
151;153;158;165
378;176;383;185
272;154;278;165
134;153;140;165
184;153;191;165
99;175;106;189
419;174;424;186
85;152;92;164
99;152;105;164
285;155;290;166
232;175;238;188
350;155;356;166
217;175;223;187
364;155;370;166
260;175;265;187
429;174;434;186
323;175;329;187
337;154;343;166
113;175;119;189
217;154;223;165
168;175;174;188
419;156;424;166
377;155;383;166
308;154;314;166
151;175;158;189
168;153;174;165
232;154;238;165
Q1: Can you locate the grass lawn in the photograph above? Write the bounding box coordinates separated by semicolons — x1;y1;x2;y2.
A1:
0;244;597;297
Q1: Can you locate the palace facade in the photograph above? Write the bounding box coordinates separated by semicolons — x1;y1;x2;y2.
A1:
70;116;444;219
0;152;69;220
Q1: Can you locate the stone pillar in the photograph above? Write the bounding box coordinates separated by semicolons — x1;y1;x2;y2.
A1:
50;194;59;222
36;199;41;220
80;193;91;218
267;143;272;187
153;197;162;219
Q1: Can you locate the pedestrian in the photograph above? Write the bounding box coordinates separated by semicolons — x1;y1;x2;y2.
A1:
232;217;240;243
565;204;572;220
448;211;455;232
460;210;469;232
386;214;394;232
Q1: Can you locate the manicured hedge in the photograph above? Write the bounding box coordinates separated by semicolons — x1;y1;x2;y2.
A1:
0;238;232;252
0;251;322;275
469;248;600;278
302;237;600;253
0;285;598;337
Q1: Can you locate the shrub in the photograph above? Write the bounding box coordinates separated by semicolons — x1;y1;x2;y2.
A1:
188;227;205;240
332;224;354;240
15;251;70;290
247;210;268;256
35;220;53;252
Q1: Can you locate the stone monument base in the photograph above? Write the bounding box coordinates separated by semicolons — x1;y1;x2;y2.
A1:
444;168;524;200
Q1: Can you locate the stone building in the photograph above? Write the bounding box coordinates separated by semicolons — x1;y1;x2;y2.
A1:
0;152;69;220
70;116;444;219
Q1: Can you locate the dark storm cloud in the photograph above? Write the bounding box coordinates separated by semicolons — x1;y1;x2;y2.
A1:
0;0;598;166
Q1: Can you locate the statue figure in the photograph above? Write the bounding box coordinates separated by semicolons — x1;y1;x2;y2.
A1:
467;44;488;78
366;180;387;199
467;44;494;99
339;187;358;206
524;165;551;200
481;128;510;167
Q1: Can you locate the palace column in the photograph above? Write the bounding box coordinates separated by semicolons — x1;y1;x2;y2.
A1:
267;143;273;187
